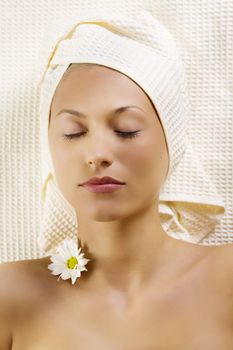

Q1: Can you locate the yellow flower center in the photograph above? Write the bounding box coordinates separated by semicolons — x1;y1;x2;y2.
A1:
66;256;78;269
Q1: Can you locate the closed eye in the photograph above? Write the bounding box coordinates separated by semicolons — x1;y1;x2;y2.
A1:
63;130;141;141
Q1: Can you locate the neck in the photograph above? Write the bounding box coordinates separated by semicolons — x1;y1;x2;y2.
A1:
76;202;172;297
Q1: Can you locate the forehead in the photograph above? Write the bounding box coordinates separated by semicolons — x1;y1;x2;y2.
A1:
55;63;151;102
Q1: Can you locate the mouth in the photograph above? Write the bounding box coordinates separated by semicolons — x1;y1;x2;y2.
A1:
80;176;125;186
80;182;125;193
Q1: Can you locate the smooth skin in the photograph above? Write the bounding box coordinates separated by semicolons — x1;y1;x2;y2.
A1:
0;63;232;349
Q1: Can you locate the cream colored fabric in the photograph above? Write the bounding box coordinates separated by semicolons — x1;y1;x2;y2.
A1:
1;0;232;263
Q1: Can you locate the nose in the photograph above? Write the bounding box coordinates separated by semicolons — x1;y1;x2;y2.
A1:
86;130;113;168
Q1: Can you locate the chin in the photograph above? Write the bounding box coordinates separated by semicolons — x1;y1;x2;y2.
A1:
89;210;123;222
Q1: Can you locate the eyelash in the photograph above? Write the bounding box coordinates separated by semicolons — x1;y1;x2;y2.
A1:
63;130;141;140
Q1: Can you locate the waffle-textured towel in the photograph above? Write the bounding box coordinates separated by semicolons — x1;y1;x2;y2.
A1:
37;10;225;254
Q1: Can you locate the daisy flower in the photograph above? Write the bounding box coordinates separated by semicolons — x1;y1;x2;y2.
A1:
48;238;91;285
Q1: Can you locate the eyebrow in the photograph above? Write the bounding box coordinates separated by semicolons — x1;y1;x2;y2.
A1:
56;105;146;118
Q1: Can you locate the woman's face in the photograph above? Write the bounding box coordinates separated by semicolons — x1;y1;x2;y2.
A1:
48;63;169;221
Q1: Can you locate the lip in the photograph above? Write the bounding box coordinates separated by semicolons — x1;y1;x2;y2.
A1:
81;183;125;193
80;176;125;186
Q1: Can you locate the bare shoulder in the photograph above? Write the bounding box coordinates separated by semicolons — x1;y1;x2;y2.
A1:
0;261;16;350
211;242;233;289
216;243;233;266
0;256;51;288
0;256;52;349
179;239;233;287
214;242;233;271
0;256;53;302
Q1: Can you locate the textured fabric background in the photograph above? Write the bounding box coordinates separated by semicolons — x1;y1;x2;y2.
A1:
1;0;232;263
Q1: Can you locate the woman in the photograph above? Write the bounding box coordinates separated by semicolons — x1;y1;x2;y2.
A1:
0;10;232;349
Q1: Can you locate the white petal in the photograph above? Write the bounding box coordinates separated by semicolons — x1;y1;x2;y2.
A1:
70;240;79;256
50;255;65;264
79;266;88;272
57;247;70;261
66;239;77;257
60;270;72;280
58;240;72;258
49;268;65;275
75;270;81;278
71;275;78;285
48;265;64;274
78;258;90;266
48;262;65;270
71;268;80;277
50;269;63;276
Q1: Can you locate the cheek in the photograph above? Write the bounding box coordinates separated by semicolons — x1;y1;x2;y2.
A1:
121;133;163;181
48;131;79;186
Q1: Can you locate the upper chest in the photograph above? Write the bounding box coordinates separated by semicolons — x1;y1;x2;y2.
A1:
12;260;233;350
